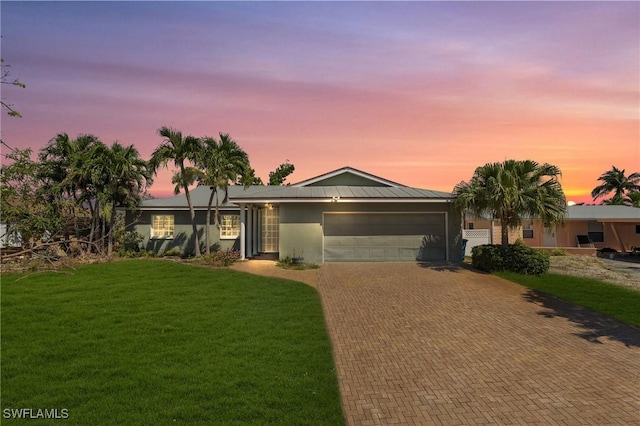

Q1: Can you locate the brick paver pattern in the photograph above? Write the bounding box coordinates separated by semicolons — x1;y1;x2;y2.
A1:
317;263;640;425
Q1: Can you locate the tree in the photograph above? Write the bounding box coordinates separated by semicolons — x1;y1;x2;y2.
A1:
237;166;263;186
234;161;296;186
591;166;640;205
2;134;150;257
268;161;295;185
39;133;107;244
1;58;26;117
64;135;109;243
197;134;249;255
0;147;61;246
625;192;640;208
101;142;151;256
171;167;202;196
453;160;566;247
150;127;203;256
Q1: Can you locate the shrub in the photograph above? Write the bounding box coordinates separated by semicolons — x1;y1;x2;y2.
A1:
118;248;136;258
279;256;293;266
502;244;549;275
162;247;182;257
472;244;549;275
471;245;504;272
118;248;155;258
551;248;569;256
202;249;241;267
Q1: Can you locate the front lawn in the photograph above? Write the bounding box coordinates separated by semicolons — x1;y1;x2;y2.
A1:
496;271;640;327
1;260;344;425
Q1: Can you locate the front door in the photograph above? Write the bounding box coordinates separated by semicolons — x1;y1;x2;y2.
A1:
543;225;556;247
261;207;279;253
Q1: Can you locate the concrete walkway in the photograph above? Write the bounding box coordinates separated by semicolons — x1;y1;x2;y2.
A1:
230;260;319;287
317;262;640;425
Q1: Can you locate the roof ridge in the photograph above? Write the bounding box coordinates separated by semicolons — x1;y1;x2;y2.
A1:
291;166;407;187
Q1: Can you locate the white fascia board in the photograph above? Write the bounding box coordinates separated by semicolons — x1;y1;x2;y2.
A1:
138;206;241;211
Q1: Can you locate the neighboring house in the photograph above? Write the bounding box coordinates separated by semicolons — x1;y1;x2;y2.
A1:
522;205;640;252
462;206;640;253
0;223;22;249
129;166;462;263
461;214;521;256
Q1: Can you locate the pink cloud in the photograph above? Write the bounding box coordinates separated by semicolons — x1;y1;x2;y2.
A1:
2;2;637;204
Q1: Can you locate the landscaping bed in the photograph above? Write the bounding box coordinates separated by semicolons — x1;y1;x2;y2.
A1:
549;255;640;291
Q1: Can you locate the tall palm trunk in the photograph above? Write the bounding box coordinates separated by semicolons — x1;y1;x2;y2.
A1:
500;218;510;247
88;200;97;244
205;188;217;255
107;201;116;257
101;212;106;253
71;192;80;239
182;170;201;257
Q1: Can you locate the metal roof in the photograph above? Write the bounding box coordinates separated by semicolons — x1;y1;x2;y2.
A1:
140;184;453;209
230;185;453;203
566;205;640;221
140;185;272;209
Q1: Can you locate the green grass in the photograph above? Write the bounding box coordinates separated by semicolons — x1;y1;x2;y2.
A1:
1;260;344;425
496;271;640;327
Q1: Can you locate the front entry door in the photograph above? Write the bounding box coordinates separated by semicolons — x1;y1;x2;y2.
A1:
261;207;279;253
543;225;556;247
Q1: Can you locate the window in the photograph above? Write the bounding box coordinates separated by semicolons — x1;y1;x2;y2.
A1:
220;214;240;239
522;220;534;239
636;224;640;234
151;215;174;239
468;222;474;230
587;220;604;243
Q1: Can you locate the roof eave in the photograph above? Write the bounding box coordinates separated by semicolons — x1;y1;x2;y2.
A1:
229;197;452;204
134;205;239;211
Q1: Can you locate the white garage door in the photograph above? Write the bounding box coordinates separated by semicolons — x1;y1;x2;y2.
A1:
323;213;447;262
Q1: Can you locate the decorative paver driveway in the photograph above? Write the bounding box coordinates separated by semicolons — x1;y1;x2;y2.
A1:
317;262;640;425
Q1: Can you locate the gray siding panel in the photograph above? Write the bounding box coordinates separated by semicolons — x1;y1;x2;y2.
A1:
129;210;239;256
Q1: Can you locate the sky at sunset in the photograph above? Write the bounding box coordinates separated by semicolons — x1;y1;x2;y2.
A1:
1;1;638;203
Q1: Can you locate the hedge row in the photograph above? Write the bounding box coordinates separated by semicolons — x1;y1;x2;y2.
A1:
471;243;550;275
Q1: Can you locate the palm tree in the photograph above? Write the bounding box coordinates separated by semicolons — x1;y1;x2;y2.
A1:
101;142;151;256
591;166;640;204
171;167;202;196
39;133;107;243
453;160;566;247
197;134;249;255
150;127;203;256
67;136;109;244
625;192;640;208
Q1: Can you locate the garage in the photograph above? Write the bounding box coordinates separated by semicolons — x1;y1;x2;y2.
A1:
323;212;447;262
